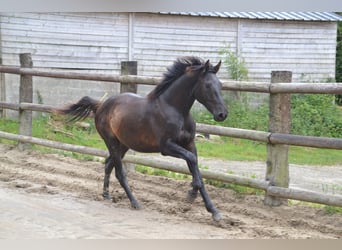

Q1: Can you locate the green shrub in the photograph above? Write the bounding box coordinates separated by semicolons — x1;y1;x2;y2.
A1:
218;43;248;81
192;99;269;132
223;99;268;131
193;93;342;138
291;94;342;137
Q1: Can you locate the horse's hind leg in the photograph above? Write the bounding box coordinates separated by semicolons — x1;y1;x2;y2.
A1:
102;137;141;209
103;156;114;199
112;150;141;209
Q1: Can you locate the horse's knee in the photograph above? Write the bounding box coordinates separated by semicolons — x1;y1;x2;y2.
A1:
186;152;197;166
104;158;114;175
191;179;203;190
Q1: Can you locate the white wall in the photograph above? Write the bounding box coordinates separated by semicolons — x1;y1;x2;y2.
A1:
0;12;128;113
240;19;337;81
0;12;338;117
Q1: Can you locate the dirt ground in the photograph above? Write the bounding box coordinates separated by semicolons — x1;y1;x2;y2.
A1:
0;143;342;239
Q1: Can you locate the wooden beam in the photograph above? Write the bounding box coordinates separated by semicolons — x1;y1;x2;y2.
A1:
196;123;270;142
0;102;19;111
123;154;269;191
0;130;108;157
270;133;342;150
221;80;270;93
267;186;342;208
0;65;161;85
2;130;342;208
0;131;269;191
0;65;341;94
2;100;341;150
270;82;342;94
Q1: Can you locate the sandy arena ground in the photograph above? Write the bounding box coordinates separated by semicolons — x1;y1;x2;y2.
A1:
0;143;342;239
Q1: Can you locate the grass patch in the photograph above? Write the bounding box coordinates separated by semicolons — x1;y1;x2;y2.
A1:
195;137;342;166
135;165;190;181
196;137;267;161
288;200;342;215
0;115;106;160
0;115;106;149
323;205;342;214
0;116;341;166
289;146;342;166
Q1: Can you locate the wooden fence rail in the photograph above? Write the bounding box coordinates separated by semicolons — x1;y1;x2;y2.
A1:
1;130;342;207
0;64;342;94
1;102;341;150
0;53;341;208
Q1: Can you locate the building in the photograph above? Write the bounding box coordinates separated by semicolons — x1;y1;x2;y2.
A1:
0;12;341;109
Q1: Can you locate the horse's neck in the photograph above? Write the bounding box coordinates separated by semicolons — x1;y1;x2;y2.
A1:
160;75;197;116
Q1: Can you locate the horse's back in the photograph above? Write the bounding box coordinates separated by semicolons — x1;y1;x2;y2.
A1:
96;93;146;115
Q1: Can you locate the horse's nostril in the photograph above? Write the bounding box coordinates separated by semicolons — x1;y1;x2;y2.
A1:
219;112;227;119
215;112;227;121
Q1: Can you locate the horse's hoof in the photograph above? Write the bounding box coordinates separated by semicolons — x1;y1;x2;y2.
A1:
131;201;142;210
187;190;198;203
102;191;111;200
212;211;223;222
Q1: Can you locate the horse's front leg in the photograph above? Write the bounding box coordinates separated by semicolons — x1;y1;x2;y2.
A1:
184;141;200;203
161;139;222;222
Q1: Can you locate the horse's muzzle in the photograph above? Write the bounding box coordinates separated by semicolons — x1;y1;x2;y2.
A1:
213;110;228;122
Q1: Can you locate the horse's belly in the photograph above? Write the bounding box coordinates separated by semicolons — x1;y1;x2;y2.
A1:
130;143;160;153
106;96;162;152
115;125;161;153
123;136;160;153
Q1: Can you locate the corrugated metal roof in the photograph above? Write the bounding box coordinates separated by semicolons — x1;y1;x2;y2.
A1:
159;12;342;22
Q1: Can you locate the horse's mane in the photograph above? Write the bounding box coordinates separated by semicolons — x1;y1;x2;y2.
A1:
147;56;204;99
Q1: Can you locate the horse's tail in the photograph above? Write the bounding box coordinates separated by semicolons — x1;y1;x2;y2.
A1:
55;96;100;122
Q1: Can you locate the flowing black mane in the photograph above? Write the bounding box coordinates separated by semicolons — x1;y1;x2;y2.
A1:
147;56;204;99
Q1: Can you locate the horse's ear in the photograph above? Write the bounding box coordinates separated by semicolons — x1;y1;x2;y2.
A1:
213;60;221;73
203;60;210;73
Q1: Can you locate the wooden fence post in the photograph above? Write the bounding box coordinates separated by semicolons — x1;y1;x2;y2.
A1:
264;71;292;206
120;61;137;93
120;61;137;172
18;53;33;151
0;58;5;118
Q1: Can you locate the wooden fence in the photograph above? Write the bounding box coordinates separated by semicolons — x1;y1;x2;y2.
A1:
1;53;342;207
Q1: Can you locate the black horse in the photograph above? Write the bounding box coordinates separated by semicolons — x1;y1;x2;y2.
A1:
58;56;228;221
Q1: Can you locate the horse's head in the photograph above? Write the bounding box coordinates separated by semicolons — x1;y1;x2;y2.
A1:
190;60;228;122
